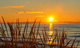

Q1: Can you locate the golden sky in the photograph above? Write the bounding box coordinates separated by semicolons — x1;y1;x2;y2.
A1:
0;0;80;23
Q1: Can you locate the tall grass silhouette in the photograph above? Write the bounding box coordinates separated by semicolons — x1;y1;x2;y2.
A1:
0;17;80;48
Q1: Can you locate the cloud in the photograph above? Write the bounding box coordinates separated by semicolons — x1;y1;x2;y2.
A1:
2;6;24;8
9;6;24;8
26;2;30;4
35;16;44;17
1;7;8;8
26;2;28;3
15;11;43;14
5;7;8;8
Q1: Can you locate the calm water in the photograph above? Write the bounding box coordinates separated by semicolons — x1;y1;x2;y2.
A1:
0;23;80;48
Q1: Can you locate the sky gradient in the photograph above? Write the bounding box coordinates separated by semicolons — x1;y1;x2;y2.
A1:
0;0;80;23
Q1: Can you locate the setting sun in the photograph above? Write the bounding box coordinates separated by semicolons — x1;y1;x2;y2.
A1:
49;17;53;22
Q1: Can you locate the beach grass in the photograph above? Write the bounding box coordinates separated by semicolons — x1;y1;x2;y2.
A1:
0;17;80;48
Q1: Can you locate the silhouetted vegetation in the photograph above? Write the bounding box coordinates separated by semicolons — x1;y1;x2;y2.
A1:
0;17;80;48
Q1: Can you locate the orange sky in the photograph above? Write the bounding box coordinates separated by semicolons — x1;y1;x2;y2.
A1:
0;0;80;23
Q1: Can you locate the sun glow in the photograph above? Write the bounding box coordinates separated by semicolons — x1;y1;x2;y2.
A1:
49;17;53;22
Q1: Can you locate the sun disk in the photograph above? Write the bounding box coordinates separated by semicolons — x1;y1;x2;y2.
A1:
49;17;53;21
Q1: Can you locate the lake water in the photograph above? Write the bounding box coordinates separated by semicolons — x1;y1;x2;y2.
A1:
0;23;80;48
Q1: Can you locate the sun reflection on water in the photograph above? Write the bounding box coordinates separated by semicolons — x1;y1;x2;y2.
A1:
48;37;54;41
49;23;53;30
48;31;54;35
49;23;53;35
47;23;57;45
